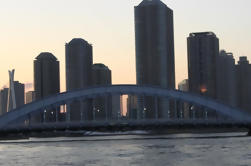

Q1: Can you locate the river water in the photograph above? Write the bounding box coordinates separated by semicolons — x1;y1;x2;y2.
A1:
0;132;251;166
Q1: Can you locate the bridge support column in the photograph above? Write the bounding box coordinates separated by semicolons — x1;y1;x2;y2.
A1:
105;95;108;121
160;97;169;119
174;100;177;119
178;101;183;119
204;108;208;120
154;96;158;119
66;102;71;122
93;107;96;121
55;106;58;122
142;96;146;119
248;129;251;136
80;101;84;121
43;109;46;123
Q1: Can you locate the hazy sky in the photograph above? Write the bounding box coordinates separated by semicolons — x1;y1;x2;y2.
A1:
0;0;251;92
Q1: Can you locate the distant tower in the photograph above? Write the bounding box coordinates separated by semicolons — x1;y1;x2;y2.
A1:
216;50;236;107
236;57;251;113
7;70;17;112
7;70;24;112
25;91;35;104
0;88;9;115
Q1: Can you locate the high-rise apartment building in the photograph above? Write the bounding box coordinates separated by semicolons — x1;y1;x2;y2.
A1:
187;32;219;98
66;38;93;121
216;50;236;107
187;32;219;118
92;63;112;120
236;57;251;113
0;88;9;115
135;0;175;119
34;52;60;122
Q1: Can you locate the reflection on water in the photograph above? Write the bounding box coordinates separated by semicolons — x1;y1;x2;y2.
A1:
0;133;251;166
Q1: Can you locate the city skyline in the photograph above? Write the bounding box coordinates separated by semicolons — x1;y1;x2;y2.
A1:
1;0;251;92
1;1;251;164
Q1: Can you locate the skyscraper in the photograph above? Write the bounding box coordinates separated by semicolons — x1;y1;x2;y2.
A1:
0;88;9;116
92;63;112;120
34;52;60;122
134;0;175;119
216;50;236;107
66;38;93;121
187;32;219;98
187;32;219;118
236;57;251;113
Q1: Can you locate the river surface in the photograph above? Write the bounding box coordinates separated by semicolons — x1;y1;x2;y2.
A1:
0;132;251;166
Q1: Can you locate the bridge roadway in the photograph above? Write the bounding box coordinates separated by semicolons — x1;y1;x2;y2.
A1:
0;119;251;135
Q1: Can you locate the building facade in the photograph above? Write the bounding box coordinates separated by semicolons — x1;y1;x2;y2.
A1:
25;91;35;104
92;63;112;120
135;0;175;119
216;50;236;107
66;38;93;121
187;32;219;98
0;88;9;116
34;52;60;122
187;32;219;118
235;57;251;114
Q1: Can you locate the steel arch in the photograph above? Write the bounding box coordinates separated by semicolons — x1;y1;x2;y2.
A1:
0;85;250;128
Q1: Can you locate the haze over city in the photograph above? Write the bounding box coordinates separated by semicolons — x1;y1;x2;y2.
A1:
1;0;251;91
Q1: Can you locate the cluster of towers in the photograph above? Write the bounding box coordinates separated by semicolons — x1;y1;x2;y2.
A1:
182;32;251;118
30;39;119;122
1;0;251;121
0;38;120;122
127;0;251;119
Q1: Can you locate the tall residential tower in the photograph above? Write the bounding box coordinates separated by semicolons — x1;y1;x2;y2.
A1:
187;32;219;118
34;52;60;122
187;32;219;98
236;57;251;113
216;50;236;107
134;0;175;119
92;63;112;120
66;38;93;121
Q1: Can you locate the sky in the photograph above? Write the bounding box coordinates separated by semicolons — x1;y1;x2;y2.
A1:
0;0;251;92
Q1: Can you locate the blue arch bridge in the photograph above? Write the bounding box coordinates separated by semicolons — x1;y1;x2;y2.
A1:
0;85;251;135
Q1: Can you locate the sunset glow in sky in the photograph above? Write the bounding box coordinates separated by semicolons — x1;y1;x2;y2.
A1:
0;0;251;92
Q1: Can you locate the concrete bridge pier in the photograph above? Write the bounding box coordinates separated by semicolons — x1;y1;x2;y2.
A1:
248;129;251;136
